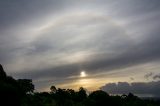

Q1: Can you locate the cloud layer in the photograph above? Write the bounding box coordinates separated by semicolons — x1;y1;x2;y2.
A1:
0;0;160;92
100;81;160;97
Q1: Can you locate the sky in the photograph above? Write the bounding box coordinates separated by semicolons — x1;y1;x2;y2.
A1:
0;0;160;96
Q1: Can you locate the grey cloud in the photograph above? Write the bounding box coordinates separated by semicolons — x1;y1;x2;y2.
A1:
1;0;160;91
130;77;134;81
13;62;82;80
28;15;131;54
144;72;153;80
0;0;70;29
83;33;160;73
12;29;160;80
153;74;160;80
100;81;160;97
108;0;160;20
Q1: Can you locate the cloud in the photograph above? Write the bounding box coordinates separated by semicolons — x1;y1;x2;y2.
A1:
7;12;160;80
144;72;153;80
1;0;160;91
100;81;160;97
153;74;160;80
130;77;134;81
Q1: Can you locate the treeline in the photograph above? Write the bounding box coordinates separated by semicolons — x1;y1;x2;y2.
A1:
0;64;34;106
0;64;160;106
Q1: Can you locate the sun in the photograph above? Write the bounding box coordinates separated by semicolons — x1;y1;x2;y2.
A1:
80;71;87;77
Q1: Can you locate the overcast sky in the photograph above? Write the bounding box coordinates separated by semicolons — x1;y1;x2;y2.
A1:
0;0;160;96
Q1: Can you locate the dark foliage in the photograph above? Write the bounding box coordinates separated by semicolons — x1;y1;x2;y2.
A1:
0;64;160;106
0;64;34;106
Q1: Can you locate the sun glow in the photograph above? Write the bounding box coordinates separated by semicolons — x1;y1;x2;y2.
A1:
80;71;87;77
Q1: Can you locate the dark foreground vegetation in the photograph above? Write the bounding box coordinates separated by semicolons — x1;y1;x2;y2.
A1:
0;64;160;106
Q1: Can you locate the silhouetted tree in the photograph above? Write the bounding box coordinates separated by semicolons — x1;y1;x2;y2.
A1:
54;88;73;106
17;79;34;95
76;87;87;102
0;64;21;106
50;85;57;94
0;64;6;80
88;90;109;106
0;64;34;106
